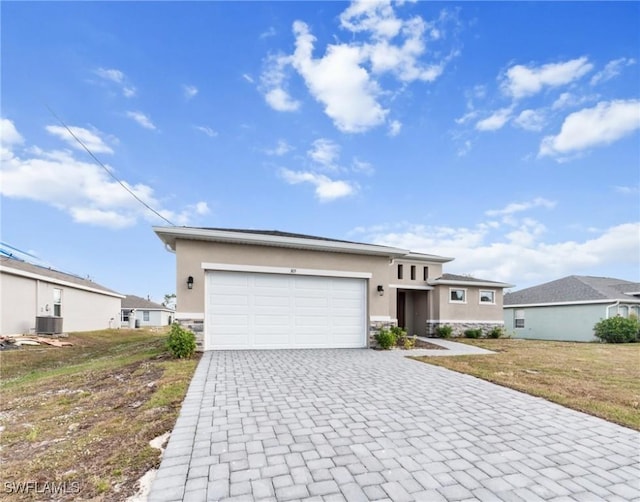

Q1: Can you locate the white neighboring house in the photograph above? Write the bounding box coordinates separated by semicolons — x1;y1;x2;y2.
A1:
121;295;174;328
0;257;124;335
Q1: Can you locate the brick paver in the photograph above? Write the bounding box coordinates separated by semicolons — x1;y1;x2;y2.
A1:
149;349;640;501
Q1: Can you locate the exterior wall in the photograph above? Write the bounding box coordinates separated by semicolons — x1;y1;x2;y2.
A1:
504;304;624;342
391;260;443;286
1;271;121;335
131;309;173;327
175;239;392;317
429;285;505;336
1;273;37;335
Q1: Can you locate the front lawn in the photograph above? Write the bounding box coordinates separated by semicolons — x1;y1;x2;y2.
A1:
0;329;199;501
414;338;640;431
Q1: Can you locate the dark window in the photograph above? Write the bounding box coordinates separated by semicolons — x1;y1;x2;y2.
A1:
143;311;150;322
397;264;403;279
410;266;416;280
423;267;429;280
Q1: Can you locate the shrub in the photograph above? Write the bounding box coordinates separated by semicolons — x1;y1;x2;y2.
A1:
464;328;482;339
391;326;408;346
593;316;640;343
487;326;504;339
403;335;416;350
435;325;452;338
166;323;197;358
374;328;396;350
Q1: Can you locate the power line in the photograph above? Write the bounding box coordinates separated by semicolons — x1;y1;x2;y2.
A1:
45;104;175;226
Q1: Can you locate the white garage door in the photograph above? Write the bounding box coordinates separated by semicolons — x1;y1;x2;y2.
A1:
205;270;366;350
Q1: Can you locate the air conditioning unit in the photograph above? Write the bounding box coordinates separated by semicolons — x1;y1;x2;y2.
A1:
36;316;63;334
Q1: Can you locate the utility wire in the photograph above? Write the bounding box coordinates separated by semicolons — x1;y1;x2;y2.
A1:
45;104;175;226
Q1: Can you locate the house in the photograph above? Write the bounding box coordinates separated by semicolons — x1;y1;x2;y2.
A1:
121;295;174;328
153;226;512;350
503;275;640;342
0;257;124;335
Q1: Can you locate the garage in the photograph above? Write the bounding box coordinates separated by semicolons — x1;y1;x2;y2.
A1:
205;270;367;350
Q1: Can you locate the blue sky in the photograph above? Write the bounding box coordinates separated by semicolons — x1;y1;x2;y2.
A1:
2;1;639;303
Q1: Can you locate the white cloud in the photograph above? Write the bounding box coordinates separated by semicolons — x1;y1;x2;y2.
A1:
354;217;640;289
260;26;277;39
308;138;340;169
540;99;640;159
260;53;301;112
45;125;114;154
183;84;198;100
352;158;374;175
457;139;471;157
591;57;636;85
513;109;546;132
614;185;640;195
475;107;512;131
388;120;402;136
242;73;255;84
1;118;24;146
126;111;157;130
195;126;218;138
551;91;597;110
260;2;458;133
0;121;207;229
485;197;556;217
279;168;356;201
265;139;292;156
94;67;137;98
501;57;593;99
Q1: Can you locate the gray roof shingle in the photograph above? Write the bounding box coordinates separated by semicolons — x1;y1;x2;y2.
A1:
122;295;173;310
504;275;640;305
0;256;121;296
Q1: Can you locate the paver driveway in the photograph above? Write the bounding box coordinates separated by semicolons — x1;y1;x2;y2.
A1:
148;349;640;502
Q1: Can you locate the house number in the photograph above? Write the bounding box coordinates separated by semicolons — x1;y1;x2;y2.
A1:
291;268;296;273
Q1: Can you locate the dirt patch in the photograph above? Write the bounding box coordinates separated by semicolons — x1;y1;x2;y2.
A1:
0;329;199;501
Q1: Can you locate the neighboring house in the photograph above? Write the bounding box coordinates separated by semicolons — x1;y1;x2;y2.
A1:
0;257;124;335
153;227;512;350
121;295;174;328
503;275;640;342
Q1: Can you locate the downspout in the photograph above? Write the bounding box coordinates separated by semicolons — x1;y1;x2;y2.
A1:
606;301;620;319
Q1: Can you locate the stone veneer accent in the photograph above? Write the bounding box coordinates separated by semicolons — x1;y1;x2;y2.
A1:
176;319;204;351
369;319;398;348
426;320;504;337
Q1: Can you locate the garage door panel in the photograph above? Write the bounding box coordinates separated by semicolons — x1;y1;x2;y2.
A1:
206;271;365;350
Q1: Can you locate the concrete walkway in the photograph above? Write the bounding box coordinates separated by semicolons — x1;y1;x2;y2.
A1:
149;349;639;502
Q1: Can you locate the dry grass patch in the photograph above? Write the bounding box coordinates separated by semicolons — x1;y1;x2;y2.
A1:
0;329;199;501
414;338;640;431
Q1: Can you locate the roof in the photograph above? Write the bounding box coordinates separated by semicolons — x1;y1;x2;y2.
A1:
0;257;124;298
153;226;446;259
429;273;515;289
504;275;640;306
122;295;174;311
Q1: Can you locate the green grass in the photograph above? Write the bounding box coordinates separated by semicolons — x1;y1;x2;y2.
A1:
414;338;640;430
0;328;199;501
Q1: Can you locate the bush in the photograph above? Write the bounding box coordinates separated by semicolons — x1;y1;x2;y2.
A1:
464;328;482;339
435;325;452;338
374;328;396;349
403;335;417;350
593;316;640;343
166;323;197;358
390;326;408;346
487;326;504;339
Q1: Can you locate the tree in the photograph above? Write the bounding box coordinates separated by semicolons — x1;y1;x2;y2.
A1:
162;293;176;310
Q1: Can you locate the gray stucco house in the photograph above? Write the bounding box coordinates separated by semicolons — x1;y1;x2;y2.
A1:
0;257;123;335
503;275;640;342
121;295;175;328
153;226;513;350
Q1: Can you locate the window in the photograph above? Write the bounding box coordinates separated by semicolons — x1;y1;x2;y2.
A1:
143;311;150;322
53;288;62;317
514;309;525;328
410;265;416;280
122;311;130;322
423;267;429;281
397;264;403;279
450;289;466;303
479;290;495;304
